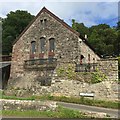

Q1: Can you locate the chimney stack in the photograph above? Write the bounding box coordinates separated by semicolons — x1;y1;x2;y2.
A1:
85;34;87;39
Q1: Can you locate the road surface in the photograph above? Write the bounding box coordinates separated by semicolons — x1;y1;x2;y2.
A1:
58;102;119;118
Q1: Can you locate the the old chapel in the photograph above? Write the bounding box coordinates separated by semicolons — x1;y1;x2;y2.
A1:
8;7;118;93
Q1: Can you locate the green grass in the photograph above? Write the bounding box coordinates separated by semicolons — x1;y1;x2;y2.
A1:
2;94;119;109
2;95;35;100
34;95;119;109
2;106;88;118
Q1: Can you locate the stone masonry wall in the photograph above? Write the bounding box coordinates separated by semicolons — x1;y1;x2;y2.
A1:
9;9;100;87
7;8;119;101
78;38;100;64
5;79;119;101
97;58;118;81
2;99;57;111
6;59;119;101
9;10;79;84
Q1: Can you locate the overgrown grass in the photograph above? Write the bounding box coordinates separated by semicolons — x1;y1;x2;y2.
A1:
2;106;88;118
2;94;119;109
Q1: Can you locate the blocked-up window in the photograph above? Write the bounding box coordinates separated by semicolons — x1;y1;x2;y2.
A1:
49;38;55;52
40;37;45;53
31;41;36;54
40;19;47;28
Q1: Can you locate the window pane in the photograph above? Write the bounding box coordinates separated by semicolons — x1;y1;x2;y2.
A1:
31;41;36;54
49;38;55;52
40;37;45;53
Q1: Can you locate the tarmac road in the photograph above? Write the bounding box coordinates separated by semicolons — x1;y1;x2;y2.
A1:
58;101;119;118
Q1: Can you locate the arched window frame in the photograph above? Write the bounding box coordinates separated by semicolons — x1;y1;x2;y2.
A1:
30;41;36;59
31;41;36;54
49;38;55;52
48;38;55;58
40;37;45;53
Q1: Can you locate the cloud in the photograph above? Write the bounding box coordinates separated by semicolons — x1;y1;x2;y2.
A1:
0;1;118;27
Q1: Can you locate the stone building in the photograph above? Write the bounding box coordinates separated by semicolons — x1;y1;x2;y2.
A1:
7;7;118;98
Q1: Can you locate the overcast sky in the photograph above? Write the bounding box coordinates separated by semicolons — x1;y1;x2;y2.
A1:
0;0;119;27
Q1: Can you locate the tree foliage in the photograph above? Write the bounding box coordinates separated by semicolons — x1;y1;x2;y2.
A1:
72;19;89;37
72;20;119;57
2;10;35;55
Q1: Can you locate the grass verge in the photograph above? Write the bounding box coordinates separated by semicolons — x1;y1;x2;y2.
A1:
34;95;119;109
1;106;89;118
2;94;119;109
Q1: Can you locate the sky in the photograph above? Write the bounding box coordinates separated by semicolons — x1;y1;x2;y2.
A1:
0;0;119;27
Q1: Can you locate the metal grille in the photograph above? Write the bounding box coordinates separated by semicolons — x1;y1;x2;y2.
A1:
75;63;97;72
24;58;57;70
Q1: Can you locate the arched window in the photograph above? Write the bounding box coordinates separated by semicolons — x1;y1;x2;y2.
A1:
49;38;55;52
40;37;45;53
31;41;36;54
80;55;84;64
30;41;36;60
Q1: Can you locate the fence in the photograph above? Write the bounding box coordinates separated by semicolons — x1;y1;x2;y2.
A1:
75;63;97;72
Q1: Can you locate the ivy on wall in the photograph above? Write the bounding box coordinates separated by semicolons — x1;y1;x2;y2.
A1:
56;64;107;84
56;64;76;79
91;68;107;84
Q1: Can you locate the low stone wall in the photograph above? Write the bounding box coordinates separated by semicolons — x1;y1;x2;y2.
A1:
5;58;119;101
51;79;119;101
4;79;119;101
1;99;112;118
97;58;118;81
2;99;57;111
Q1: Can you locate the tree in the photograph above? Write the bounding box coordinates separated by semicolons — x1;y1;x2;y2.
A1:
72;19;89;37
115;30;120;56
72;20;118;57
2;10;35;55
89;24;110;34
88;27;117;56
